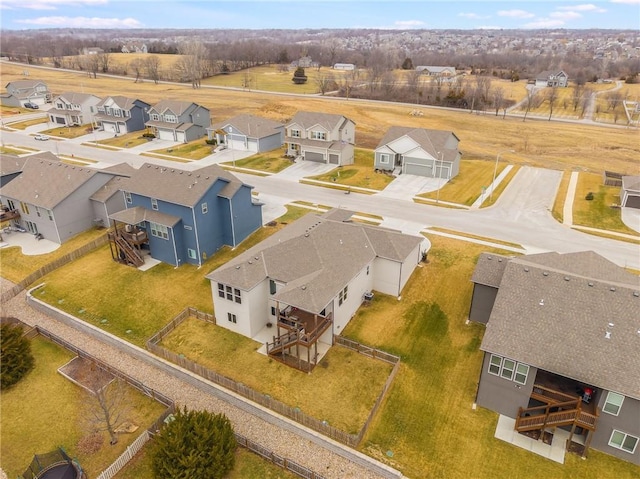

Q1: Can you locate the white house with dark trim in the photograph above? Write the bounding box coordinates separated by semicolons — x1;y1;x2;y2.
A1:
48;92;102;127
285;111;355;165
535;70;569;88
374;126;461;179
469;251;640;465
206;209;428;371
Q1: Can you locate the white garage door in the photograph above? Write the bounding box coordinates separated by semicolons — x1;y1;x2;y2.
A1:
158;129;174;141
247;139;258;152
405;162;432;176
304;151;325;162
228;138;247;150
103;122;117;133
176;131;186;143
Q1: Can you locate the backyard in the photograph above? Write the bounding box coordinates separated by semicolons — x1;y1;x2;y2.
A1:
0;334;166;479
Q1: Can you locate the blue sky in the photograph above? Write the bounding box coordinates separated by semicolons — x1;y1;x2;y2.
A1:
1;0;639;30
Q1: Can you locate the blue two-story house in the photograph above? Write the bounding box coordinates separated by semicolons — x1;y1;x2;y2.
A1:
93;96;151;134
108;163;263;268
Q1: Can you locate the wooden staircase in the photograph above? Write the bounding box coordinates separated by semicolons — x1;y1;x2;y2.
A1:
266;330;300;356
108;231;144;267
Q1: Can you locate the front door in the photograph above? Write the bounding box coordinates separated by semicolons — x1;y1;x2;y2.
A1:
25;220;38;234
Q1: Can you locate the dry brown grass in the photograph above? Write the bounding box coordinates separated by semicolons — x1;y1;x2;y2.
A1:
3;63;636;175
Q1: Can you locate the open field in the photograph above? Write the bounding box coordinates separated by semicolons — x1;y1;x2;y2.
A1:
1;62;637;175
0;335;166;479
343;235;640;478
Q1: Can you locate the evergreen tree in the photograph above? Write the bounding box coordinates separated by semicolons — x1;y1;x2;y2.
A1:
292;66;308;84
151;407;236;479
0;323;35;390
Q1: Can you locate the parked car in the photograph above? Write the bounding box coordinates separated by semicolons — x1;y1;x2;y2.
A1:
24;102;39;109
34;134;49;141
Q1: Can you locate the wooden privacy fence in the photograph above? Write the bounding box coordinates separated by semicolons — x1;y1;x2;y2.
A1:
1;234;108;303
147;307;401;448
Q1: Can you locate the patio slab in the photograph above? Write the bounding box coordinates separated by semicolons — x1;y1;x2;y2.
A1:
0;230;59;255
494;414;567;464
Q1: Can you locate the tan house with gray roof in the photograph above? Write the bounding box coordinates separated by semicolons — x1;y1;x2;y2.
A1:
285;111;355;165
48;92;102;127
374;126;461;179
470;251;640;464
2;79;51;107
207;114;284;153
145;100;210;143
206;210;428;371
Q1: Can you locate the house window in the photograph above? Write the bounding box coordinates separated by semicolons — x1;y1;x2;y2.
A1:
271;306;276;316
379;153;390;164
201;202;208;214
124;192;132;204
47;209;53;221
218;283;241;304
187;248;196;259
7;200;15;210
269;280;276;295
164;114;178;123
338;285;348;306
366;265;370;275
20;202;30;215
488;354;529;385
114;109;122;117
149;222;168;240
290;129;300;138
603;391;625;416
609;430;638;454
150;113;160;121
311;131;326;140
227;313;237;324
151;198;158;211
35;206;41;217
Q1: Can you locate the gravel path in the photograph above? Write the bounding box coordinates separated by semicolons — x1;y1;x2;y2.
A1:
2;290;400;479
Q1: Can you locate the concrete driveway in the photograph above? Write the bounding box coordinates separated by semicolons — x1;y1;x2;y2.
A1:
198;148;255;166
274;160;336;180
622;207;640;233
376;174;444;200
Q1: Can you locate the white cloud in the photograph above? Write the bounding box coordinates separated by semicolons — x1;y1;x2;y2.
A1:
394;20;425;28
523;18;566;28
498;9;535;19
550;11;583;19
610;0;640;4
15;15;142;27
458;12;491;20
556;4;606;12
1;0;107;10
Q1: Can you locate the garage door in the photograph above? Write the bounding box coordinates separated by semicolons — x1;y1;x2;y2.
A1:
228;138;247;150
435;165;450;179
405;162;432;176
176;131;186;143
158;129;174;141
103;122;117;133
329;154;339;164
304;151;325;162
247;139;258;152
624;195;640;209
54;116;66;125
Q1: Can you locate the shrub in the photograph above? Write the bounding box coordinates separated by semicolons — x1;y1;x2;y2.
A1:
142;132;156;139
0;323;35;390
292;67;308;84
205;139;217;145
151;407;236;479
585;192;594;200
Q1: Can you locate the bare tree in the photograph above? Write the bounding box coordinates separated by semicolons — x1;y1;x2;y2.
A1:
406;70;423;104
130;58;143;83
97;52;111;73
522;87;539;122
176;40;208;88
380;71;397;99
315;71;336;95
82;54;100;79
546;86;559;120
144;56;161;84
572;83;585;112
491;86;505;116
84;379;128;446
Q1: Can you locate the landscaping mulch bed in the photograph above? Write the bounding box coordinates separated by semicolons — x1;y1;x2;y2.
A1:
58;356;114;393
518;429;553;445
568;440;586;456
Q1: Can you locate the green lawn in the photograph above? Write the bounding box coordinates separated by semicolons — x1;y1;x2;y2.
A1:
34;207;310;346
306;148;394;190
573;172;639;235
0;145;33;155
340;235;639;478
160;317;392;433
41;125;93;139
97;131;150;148
4;118;47;130
222;148;293;174
0;335;166;479
148;139;214;160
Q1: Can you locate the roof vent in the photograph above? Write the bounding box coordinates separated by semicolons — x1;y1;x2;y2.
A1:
180;171;183;174
188;173;192;176
610;287;616;292
301;285;307;290
564;276;570;281
248;260;252;264
487;256;493;260
235;265;240;269
305;233;309;237
254;256;259;261
498;258;502;262
542;271;549;276
634;292;640;297
605;331;611;339
524;267;529;272
608;322;614;328
588;282;594;287
539;299;544;306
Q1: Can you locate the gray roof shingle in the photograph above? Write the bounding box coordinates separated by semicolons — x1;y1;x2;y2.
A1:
479;251;640;399
210;114;283;139
376;126;459;162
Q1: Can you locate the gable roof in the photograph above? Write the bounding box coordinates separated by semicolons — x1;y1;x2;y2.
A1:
96;96;149;111
622;175;640;193
207;210;422;313
6;79;47;90
0;154;104;209
54;92;101;105
120;163;248;207
0;154;29;177
478;251;640;399
210;114;283;139
149;100;205;116
377;126;459;162
287;111;352;131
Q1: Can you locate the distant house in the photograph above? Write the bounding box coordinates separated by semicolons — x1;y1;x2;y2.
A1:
374;126;461;179
121;43;147;54
207;114;284;153
535;70;569;87
92;96;151;135
285;111;355;165
416;66;456;78
621;176;640;209
0;152;124;243
291;56;317;69
48;92;102;127
145;100;210;143
333;63;355;71
206;209;428;371
1;80;51;107
108;163;262;268
82;47;104;55
470;251;640;465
